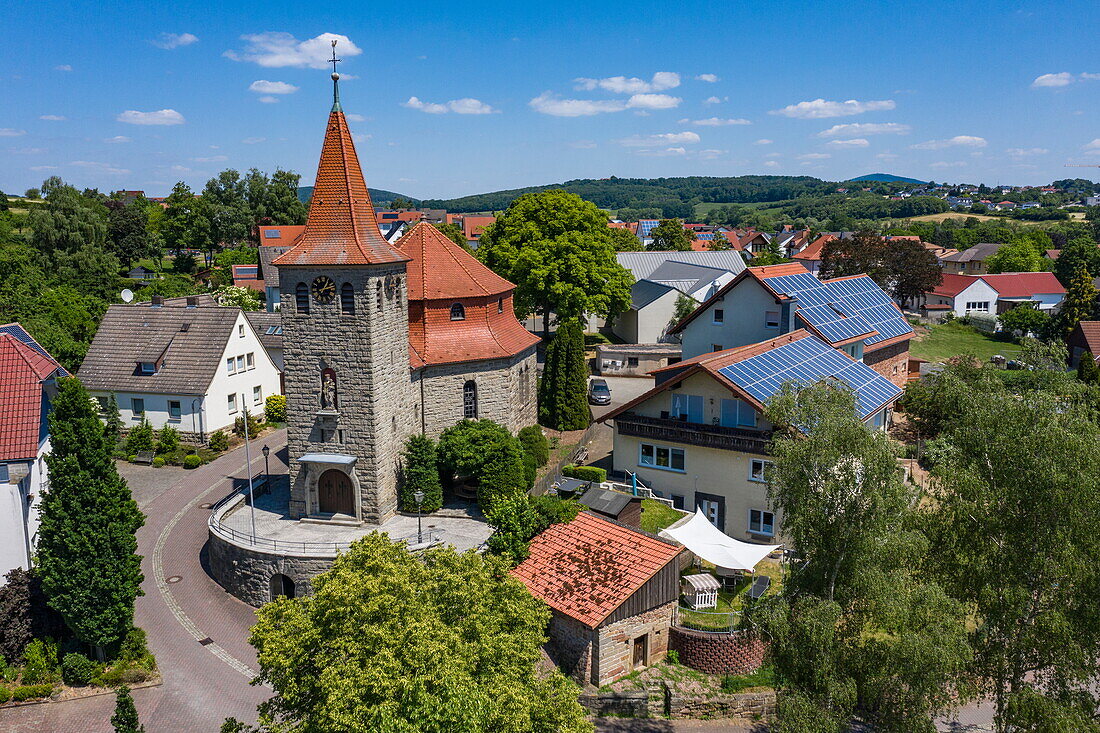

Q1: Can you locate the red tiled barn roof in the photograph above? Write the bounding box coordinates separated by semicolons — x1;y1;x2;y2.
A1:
979;272;1066;298
931;273;981;298
511;512;682;628
0;333;61;462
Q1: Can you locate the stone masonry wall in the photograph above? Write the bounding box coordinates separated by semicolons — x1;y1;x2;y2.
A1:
207;529;334;607
545;610;596;687
665;687;776;721
417;349;537;438
864;339;910;387
669;626;767;676
594;601;676;686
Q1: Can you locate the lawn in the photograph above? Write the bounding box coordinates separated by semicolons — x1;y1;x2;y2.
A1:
909;321;1020;363
641;498;686;533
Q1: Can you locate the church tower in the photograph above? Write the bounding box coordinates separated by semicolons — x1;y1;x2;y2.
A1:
274;51;413;524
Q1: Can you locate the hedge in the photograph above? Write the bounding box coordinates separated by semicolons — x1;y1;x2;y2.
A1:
11;683;54;702
561;464;606;483
61;652;98;686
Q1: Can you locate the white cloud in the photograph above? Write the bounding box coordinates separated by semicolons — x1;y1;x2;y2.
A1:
569;140;597;149
403;96;496;114
626;93;681;110
770;98;896;119
54;64;72;72
695;73;719;83
1031;72;1072;88
797;153;831;160
257;96;279;104
817;122;910;137
930;161;966;168
153;32;199;50
11;148;45;155
345;113;366;122
192;155;228;162
241;137;266;144
827;138;870;148
29;165;57;171
876;153;899;160
703;96;722;105
352;133;371;143
170;165;192;173
117;109;185;126
764;152;782;158
1006;147;1048;156
0;129;26;136
1084;138;1100;150
911;135;986;150
104;136;131;144
573;72;680;94
763;160;780;168
71;160;130;175
225;32;362;69
698;149;727;159
529;92;625;117
684;117;751;126
636;147;687;157
1081;72;1100;81
618;131;701;147
755;139;773;145
249;80;298;94
39;115;66;121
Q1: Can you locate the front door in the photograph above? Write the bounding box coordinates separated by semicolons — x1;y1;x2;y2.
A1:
632;635;648;670
318;469;354;515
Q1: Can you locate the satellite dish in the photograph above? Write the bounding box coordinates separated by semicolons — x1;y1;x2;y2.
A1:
120;289;134;303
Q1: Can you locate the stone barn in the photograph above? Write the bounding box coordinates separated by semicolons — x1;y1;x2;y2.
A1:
511;511;683;687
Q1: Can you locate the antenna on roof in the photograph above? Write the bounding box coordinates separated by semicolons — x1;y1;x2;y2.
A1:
329;39;342;112
120;288;134;303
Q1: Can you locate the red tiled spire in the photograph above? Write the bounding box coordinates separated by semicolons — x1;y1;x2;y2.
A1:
273;106;409;267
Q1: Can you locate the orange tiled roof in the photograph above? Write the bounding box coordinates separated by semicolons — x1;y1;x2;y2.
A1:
258;225;306;247
794;235;832;261
511;512;682;628
273;108;409;268
459;215;496;240
0;333;61;462
395;222;514;300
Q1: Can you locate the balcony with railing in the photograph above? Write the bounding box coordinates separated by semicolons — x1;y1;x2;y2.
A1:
613;412;771;455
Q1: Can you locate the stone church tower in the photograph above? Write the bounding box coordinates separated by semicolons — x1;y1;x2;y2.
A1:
274;74;414;525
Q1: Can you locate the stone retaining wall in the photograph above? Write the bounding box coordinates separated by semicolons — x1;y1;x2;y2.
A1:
206;527;334;607
669;626;766;676
577;690;649;718
665;687;776;721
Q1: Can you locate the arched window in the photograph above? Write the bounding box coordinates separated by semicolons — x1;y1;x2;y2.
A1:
270;573;295;600
340;283;355;315
463;380;478;419
376;282;383;309
295;283;309;313
450;302;466;321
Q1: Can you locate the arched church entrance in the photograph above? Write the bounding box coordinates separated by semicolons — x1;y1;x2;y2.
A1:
318;469;355;515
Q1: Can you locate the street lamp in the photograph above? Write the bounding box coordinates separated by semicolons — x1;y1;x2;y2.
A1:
262;444;271;486
413;490;425;544
241;394;256;543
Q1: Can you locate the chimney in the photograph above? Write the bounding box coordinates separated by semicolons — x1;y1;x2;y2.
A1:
186;296;198;308
151;295;164;308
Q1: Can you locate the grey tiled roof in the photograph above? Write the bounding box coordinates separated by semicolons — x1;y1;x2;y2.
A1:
259;246;290;288
630;280;676;310
78;302;240;395
245;312;283;351
616;251;746;281
941;242;1003;262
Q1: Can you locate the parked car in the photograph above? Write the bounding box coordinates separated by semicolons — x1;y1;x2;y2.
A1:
588;378;612;405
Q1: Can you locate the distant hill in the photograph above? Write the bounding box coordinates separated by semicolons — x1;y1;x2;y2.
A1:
419;175;836;216
847;173;929;184
297;186;415;206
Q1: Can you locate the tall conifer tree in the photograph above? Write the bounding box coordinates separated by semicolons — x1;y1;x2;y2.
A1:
538;319;590;431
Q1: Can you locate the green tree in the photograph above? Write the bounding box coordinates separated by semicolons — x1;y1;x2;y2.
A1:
476;190;633;334
36;378;145;656
105;198;156;269
400;434;443;512
1053;236;1100;287
161;182;212;260
103;394;123;447
54;243;122;302
1054;264;1098;339
239;534;592;733
204;171;253;248
647;219;693;251
517;425;549;467
476;438;528;510
24;187;41;199
885;238;942;308
436;419;514;484
1077;351;1099;383
997;304;1049;340
266;169;307;225
213;285;262;311
819;231;890;287
924;389;1100;732
985;238;1045;274
608;226;643;251
671;293;698;324
26;177;108;255
537;319;590;431
389;196;417;209
111;686;145;733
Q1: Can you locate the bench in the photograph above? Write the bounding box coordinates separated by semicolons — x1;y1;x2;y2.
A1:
133;451;155;465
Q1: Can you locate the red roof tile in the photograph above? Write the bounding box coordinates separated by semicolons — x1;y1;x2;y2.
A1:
793;235;830;261
395;222;515;300
0;333;61;462
273;108;409;267
511;512;682;628
258;225;305;248
931;273;980;298
979;272;1066;298
459;215;496;240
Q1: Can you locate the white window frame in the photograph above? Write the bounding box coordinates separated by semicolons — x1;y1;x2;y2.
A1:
765;310;780;329
748;508;775;536
749;458;772;482
168;400;182;421
712;308;724;324
226;357;236;375
228;394;238;414
253;385;263;405
236;355;246;372
246;352;255;370
965;301;989;312
238;324;245;338
131;398;145;417
639;442;686;473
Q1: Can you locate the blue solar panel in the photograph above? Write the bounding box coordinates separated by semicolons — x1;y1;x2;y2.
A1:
0;324;69;375
264;229;281;238
695;232;715;240
760;272;913;347
717;335;902;419
638;220;660;237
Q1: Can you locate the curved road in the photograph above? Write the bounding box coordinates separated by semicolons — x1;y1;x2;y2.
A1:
0;432;287;732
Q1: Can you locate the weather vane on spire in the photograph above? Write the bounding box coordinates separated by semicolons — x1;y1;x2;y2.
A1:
329;39;342;111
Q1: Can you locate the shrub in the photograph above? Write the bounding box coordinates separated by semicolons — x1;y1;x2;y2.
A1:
476;438;529;510
562;464;606;483
20;638;59;685
124;419;155;454
208;430;229;452
61;652;98;686
538;318;591;431
151;457;165;468
156;425;179;454
182;454;202;469
0;568;64;665
522;452;537;488
0;687;10;704
127;454;137;463
517;425;549;467
233;409;262;438
11;683;53;702
264;394;287;424
399;435;443;513
118;627;149;663
666;650;680;665
436;419;514;483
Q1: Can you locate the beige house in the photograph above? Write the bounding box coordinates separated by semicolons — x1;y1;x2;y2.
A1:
598;330;902;542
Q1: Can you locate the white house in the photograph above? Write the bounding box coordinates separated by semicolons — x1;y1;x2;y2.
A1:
924;272;1065;317
612;260;741;344
79;295;283;441
0;324;65;584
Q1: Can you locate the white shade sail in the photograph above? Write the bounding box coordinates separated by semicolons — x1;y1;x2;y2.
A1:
660;508;781;571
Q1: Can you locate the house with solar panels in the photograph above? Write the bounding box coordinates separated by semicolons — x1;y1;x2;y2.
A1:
597;329;903;541
669;263;914;387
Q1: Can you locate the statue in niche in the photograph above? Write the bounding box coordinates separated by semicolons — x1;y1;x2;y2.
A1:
320;368;338;410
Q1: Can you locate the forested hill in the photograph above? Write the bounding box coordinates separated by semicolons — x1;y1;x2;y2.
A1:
297;186;411;206
419;175;837;216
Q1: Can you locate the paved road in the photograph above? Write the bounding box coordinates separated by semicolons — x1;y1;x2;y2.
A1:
0;433;286;733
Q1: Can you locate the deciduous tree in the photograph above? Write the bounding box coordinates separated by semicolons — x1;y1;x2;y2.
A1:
399;434;443;512
26;177;108;255
985;238;1045;274
647;219;693;251
885;238;942;308
1054;264;1097;339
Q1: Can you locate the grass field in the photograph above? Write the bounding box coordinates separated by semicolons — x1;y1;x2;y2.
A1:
909;320;1021;363
640;498;686;534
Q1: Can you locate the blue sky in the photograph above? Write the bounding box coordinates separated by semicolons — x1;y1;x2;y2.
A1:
3;0;1099;199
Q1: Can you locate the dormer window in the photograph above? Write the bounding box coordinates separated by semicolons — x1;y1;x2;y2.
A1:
450;303;466;321
138;362;156;375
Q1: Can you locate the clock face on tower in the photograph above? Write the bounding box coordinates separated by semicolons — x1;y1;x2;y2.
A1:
311;276;336;304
